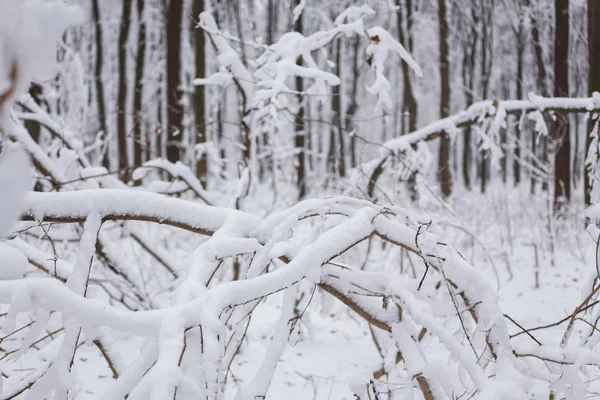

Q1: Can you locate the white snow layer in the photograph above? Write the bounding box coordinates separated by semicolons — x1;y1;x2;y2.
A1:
0;243;27;280
0;146;32;239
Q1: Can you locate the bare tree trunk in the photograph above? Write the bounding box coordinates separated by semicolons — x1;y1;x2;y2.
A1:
151;91;162;162
574;116;579;189
397;0;419;199
117;0;132;180
334;40;345;178
267;0;278;45
530;11;549;95
306;97;313;171
501;81;509;183
397;0;417;133
528;0;549;193
293;0;306;199
586;0;600;205
553;0;571;206
347;36;360;168
166;0;183;163
193;0;207;184
438;0;452;197
212;2;225;176
514;6;524;185
327;111;336;177
406;0;414;52
133;0;146;173
91;0;109;168
229;1;247;65
461;4;479;190
479;0;493;193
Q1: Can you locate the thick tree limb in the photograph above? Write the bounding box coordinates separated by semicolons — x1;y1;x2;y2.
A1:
366;94;600;189
21;189;257;236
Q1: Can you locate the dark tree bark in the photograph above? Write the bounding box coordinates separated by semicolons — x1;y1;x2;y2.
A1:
406;0;414;53
306;97;313;172
193;0;207;184
327;39;344;178
572;9;585;190
219;0;250;165
166;0;184;163
267;0;278;45
527;0;549;193
214;2;225;175
232;1;247;64
529;8;549;96
334;40;345;178
117;0;132;180
91;0;109;168
397;0;419;199
553;0;571;206
293;0;306;199
327;112;336;177
133;0;146;172
586;0;600;205
438;0;452;197
514;2;524;185
479;0;494;193
346;36;360;168
397;0;417;133
461;3;479;190
501;79;510;184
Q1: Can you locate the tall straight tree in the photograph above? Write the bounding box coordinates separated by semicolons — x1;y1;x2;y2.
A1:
331;40;345;178
193;0;207;183
166;0;183;163
398;0;419;199
132;0;146;170
397;0;417;134
91;0;108;167
586;0;600;205
513;0;526;185
460;3;479;189
293;0;306;199
346;36;360;168
553;0;570;205
438;0;452;197
478;0;494;193
117;0;132;179
526;0;548;193
266;0;278;45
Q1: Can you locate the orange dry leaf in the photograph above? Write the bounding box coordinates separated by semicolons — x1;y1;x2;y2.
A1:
0;61;18;112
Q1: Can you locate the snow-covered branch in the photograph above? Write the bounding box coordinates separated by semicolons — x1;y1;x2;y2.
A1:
361;93;600;196
5;189;538;399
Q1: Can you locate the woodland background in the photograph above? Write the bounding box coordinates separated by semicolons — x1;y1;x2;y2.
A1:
3;0;600;399
48;0;599;205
